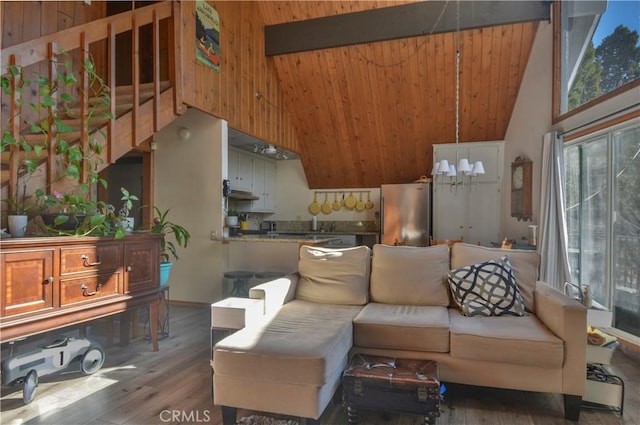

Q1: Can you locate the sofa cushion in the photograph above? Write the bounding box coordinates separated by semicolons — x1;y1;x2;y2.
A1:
451;243;540;313
448;256;526;317
448;308;564;368
353;303;450;352
370;244;450;306
213;300;362;386
296;245;371;305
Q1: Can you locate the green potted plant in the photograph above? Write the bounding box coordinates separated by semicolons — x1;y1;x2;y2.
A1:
225;208;238;227
1;159;40;237
1;50;134;239
150;206;191;286
116;187;139;234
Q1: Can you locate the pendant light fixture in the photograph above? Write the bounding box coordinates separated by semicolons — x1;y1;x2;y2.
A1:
432;0;485;189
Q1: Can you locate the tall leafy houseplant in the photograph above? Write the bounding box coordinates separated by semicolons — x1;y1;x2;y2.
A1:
1;50;134;238
150;207;191;286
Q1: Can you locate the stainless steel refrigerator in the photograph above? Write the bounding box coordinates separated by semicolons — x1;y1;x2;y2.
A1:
380;183;431;246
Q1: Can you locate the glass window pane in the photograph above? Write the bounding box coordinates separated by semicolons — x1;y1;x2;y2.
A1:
580;138;608;304
560;1;640;114
612;126;640;335
565;145;582;284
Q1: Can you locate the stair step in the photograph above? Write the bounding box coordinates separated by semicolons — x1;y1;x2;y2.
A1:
59;116;113;130
114;80;171;95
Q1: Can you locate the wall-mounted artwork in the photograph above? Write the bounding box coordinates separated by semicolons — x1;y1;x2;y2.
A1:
195;0;220;72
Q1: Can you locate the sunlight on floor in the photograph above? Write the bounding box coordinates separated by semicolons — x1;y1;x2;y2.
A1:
1;365;138;425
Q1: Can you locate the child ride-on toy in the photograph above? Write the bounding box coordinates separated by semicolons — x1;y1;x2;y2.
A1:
1;337;105;404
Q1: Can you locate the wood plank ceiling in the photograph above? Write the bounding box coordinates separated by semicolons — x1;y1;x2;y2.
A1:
257;1;539;189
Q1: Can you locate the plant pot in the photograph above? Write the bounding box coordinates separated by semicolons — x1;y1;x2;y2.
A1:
41;213;86;231
225;216;238;227
160;261;173;286
118;217;135;233
8;215;28;237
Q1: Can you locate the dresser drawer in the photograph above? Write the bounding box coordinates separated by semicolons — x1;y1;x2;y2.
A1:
60;272;121;306
60;244;122;274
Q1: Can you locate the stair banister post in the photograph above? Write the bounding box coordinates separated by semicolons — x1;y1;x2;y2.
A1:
152;8;161;132
46;42;59;190
131;14;140;146
107;22;116;164
79;31;90;185
7;55;20;204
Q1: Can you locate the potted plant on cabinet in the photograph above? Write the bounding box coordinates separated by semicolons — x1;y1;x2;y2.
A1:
150;206;191;286
1;50;134;238
1;160;40;237
225;208;238;227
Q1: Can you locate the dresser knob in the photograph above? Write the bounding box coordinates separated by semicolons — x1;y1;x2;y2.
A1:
126;266;132;272
45;276;54;284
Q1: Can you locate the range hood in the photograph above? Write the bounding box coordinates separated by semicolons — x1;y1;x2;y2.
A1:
228;190;260;200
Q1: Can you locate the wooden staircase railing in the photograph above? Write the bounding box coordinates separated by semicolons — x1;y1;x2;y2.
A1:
1;1;183;203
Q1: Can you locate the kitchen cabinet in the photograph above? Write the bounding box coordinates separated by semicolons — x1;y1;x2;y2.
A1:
0;234;162;350
432;141;503;246
228;148;253;192
248;158;277;213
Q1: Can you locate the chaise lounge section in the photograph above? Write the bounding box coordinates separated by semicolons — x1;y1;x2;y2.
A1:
212;243;587;424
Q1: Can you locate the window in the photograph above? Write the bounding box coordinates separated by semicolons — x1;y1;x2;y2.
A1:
565;120;640;337
555;1;640;116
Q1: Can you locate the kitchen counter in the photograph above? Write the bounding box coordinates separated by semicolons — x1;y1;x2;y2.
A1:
219;233;340;246
279;230;380;236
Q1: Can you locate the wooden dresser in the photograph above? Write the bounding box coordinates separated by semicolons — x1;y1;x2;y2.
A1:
1;233;163;351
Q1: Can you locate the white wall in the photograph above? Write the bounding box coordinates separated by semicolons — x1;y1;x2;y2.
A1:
502;22;553;242
154;108;228;303
272;159;380;224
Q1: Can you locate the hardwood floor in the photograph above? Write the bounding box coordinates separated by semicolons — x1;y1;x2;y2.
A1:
1;305;638;425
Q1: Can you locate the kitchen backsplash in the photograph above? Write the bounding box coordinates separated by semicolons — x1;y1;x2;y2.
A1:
276;220;379;233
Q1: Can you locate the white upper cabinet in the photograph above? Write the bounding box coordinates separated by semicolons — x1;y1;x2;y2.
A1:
250;159;277;213
432;141;504;246
229;148;277;213
228;149;253;192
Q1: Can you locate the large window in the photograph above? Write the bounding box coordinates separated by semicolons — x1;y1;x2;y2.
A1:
565;120;640;337
556;1;640;116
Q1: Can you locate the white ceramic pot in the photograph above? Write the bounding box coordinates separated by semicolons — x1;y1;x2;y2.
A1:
225;216;238;227
119;217;135;233
8;215;28;237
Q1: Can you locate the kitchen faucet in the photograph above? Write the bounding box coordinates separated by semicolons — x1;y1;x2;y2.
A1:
329;222;336;232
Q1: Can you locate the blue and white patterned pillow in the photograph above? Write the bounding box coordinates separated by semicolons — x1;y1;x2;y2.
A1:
448;256;526;317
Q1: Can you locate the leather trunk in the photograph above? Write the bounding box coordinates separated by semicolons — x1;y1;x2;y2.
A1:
342;354;441;420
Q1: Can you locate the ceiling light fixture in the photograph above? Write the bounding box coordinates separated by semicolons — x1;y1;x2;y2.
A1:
431;0;485;191
262;144;278;155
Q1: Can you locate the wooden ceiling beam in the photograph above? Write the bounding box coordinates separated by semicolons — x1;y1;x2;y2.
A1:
265;1;550;56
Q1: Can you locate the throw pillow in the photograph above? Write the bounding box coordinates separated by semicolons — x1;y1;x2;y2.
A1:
296;245;372;305
448;256;526;317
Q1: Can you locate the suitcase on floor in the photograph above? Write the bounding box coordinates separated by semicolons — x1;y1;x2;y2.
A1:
342;354;441;424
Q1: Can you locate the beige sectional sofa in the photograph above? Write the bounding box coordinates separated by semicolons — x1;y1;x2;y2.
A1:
213;243;587;424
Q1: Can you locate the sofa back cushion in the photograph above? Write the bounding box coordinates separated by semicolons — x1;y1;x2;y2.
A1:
296;245;372;305
451;243;540;312
370;244;450;306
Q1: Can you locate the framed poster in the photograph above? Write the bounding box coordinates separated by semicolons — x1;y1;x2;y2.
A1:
195;0;220;72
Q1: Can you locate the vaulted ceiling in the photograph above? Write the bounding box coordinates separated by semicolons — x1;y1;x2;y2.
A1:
256;1;542;188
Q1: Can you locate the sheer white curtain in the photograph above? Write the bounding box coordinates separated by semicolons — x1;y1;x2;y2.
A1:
538;132;571;290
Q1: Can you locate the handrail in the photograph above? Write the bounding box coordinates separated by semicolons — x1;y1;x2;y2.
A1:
1;0;180;200
0;2;172;71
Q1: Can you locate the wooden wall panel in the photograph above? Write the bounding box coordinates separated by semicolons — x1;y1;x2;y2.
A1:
257;1;538;188
1;1;107;49
180;1;298;154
